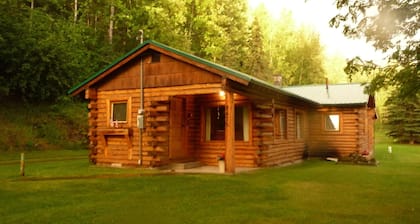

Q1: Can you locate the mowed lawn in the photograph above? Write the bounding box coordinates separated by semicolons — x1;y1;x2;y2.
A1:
1;144;419;224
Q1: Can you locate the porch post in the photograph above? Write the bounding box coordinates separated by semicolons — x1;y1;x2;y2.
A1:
225;91;235;173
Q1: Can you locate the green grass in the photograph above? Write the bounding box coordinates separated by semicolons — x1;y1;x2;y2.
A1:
1;144;419;224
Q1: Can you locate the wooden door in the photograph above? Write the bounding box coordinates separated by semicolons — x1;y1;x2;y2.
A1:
169;97;187;159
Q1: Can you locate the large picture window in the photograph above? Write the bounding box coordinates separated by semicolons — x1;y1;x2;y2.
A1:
205;105;249;141
325;114;340;131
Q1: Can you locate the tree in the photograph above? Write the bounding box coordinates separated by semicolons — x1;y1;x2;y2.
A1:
246;16;270;80
252;6;326;85
283;27;325;85
0;4;109;101
331;0;420;97
185;0;249;70
384;91;420;144
332;0;419;143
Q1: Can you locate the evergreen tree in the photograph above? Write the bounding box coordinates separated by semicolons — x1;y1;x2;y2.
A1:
384;91;420;144
246;16;270;80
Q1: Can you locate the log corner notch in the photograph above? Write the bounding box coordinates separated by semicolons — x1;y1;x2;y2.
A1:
225;90;235;173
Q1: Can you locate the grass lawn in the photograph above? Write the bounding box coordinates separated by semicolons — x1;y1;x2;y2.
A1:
1;144;419;224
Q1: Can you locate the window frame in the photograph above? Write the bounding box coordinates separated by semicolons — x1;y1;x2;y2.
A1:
323;113;342;132
106;97;132;128
274;108;287;140
295;111;304;140
111;101;128;123
203;103;251;142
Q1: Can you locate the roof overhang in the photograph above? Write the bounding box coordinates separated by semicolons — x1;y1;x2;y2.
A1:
68;40;253;96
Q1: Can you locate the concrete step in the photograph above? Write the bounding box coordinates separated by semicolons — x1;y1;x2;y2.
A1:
169;161;201;170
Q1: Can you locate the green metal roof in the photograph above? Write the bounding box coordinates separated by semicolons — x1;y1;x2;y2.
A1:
281;83;370;106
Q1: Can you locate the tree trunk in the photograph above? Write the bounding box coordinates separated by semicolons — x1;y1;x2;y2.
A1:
74;0;78;24
109;2;114;45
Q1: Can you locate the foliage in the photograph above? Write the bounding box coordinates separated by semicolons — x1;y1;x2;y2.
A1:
0;0;329;102
1;144;420;223
0;4;110;101
250;6;326;85
383;91;420;144
246;16;270;80
331;0;420;97
0;98;88;151
332;0;420;141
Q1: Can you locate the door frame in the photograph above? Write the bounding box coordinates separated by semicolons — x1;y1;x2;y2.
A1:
169;96;188;160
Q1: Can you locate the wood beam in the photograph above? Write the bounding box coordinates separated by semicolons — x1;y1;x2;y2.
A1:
225;91;235;173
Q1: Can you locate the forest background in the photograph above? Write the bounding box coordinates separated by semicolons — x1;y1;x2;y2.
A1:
0;0;418;146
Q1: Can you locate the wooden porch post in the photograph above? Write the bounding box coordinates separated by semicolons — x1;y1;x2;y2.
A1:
225;91;235;173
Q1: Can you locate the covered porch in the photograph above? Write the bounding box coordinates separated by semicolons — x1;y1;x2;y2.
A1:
162;87;257;174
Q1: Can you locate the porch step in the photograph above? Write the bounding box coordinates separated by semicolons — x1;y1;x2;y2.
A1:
169;161;201;170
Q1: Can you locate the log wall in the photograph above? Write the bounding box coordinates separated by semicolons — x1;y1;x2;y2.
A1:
254;102;308;167
87;86;311;168
90;84;225;167
192;94;259;167
306;106;373;158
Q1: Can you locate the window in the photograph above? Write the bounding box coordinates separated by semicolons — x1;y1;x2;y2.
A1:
205;105;249;141
296;112;303;139
325;114;340;131
111;102;127;122
275;109;287;139
151;52;161;63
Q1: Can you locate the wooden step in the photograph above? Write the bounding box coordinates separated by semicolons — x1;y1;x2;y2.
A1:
169;161;201;170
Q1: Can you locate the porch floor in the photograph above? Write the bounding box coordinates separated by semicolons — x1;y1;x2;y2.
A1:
167;165;259;174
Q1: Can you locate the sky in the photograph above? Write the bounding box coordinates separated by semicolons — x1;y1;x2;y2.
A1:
248;0;386;64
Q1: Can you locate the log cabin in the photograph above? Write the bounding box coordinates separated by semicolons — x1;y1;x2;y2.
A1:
68;40;376;173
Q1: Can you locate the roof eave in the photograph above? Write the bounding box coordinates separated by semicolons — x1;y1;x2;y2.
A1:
318;102;367;107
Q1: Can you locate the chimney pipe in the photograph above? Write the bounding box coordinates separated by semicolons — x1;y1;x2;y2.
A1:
325;77;329;90
273;75;283;87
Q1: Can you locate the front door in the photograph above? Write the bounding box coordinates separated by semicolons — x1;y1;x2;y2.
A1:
169;96;187;159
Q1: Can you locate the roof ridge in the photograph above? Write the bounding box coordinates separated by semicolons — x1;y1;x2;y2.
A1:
282;83;365;89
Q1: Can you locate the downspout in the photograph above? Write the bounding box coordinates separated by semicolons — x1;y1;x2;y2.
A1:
137;30;144;166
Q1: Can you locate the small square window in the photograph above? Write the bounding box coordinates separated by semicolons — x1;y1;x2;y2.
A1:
325;114;340;131
151;52;160;63
112;102;127;122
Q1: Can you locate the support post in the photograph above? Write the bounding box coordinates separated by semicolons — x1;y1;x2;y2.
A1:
225;91;235;173
20;152;25;176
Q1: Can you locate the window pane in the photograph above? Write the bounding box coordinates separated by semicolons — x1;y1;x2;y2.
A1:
210;107;225;140
275;109;287;139
325;114;340;131
235;107;244;140
280;110;287;139
242;107;249;141
205;105;249;141
112;102;127;122
296;113;302;139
